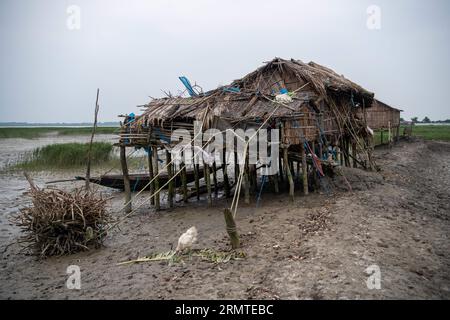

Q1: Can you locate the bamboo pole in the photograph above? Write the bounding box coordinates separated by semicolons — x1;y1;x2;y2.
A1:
234;150;239;184
301;143;308;195
120;145;132;213
270;174;279;193
192;140;200;200
148;147;155;205
181;151;188;203
244;149;250;205
223;208;240;249
166;149;174;208
283;147;294;201
204;164;212;206
195;163;200;200
85;88;100;191
222;150;230;198
152;146;160;210
212;162;218;197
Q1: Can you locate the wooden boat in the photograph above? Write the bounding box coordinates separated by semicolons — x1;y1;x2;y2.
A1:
75;167;203;191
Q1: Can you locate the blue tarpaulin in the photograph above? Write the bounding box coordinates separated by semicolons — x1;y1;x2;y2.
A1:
179;76;198;97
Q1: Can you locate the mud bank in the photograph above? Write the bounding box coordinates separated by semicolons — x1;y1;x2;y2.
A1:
0;139;449;299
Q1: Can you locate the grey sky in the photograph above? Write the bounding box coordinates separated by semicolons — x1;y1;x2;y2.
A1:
1;0;449;122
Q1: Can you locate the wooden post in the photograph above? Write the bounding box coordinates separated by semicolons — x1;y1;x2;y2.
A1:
148;147;155;205
192;140;200;200
301;143;308;195
181;150;188;203
85;88;100;191
250;164;258;192
204;164;212;206
345;138;350;167
270;174;279;193
352;141;357;168
152;146;160;210
120;145;132;213
222;150;230;198
244;149;250;204
212;162;218;197
234;150;239;184
223;208;240;249
283;147;294;201
278;150;284;183
166;149;174;208
388;121;392;148
380;129;384;145
195;163;200;200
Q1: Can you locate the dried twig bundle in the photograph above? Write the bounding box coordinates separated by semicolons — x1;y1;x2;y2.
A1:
12;180;111;257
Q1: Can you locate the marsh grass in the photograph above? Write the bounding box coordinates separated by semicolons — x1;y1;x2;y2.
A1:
0;127;118;139
14;142;114;170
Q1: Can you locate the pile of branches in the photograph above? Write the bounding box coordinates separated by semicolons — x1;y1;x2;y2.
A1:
13;177;111;257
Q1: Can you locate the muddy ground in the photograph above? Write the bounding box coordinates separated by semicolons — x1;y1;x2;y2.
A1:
0;138;449;299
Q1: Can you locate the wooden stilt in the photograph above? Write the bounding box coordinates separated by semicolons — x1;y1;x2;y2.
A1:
278;150;284;182
195;163;200;200
181;153;188;203
181;163;188;203
222;150;230;198
148;147;154;205
152;146;160;210
301;143;309;195
192;141;200;200
270;174;279;193
212;162;218;197
204;164;212;206
244;150;250;204
283;147;294;201
250;164;258;192
352;141;357;168
344;138;350;167
223;208;240;249
234;150;239;184
120;145;132;213
166;149;174;208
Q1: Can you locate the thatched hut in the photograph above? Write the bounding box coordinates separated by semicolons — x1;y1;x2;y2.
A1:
357;99;402;144
116;58;378;211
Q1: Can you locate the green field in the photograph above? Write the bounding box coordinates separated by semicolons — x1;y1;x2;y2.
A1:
374;125;450;145
407;125;450;141
0;127;118;139
13;142;114;170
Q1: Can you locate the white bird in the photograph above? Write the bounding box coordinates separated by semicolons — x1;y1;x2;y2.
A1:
176;226;198;251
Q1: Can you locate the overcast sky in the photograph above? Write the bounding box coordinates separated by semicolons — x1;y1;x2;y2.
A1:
1;0;449;123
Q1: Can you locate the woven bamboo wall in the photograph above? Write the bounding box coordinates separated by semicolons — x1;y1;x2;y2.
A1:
358;101;401;129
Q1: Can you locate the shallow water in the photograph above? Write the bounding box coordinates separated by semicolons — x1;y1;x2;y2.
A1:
0;134;117;244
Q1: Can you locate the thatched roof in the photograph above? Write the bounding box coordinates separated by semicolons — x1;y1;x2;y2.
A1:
373;99;403;112
136;57;374;125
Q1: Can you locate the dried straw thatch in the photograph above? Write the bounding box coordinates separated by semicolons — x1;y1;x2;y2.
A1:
133;57;374;126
